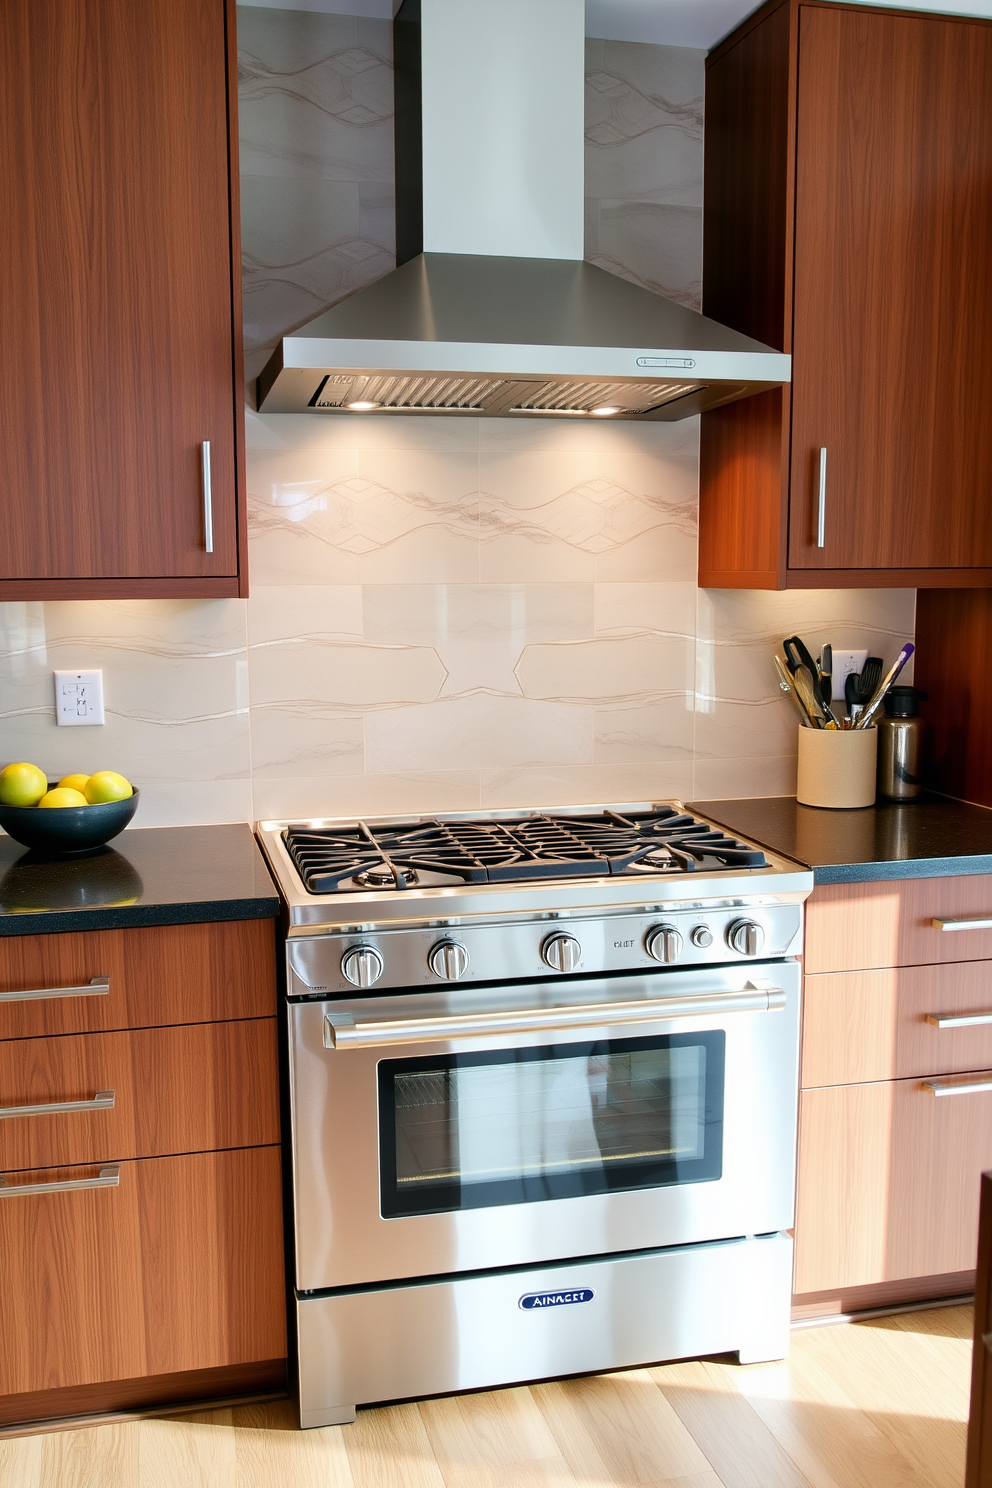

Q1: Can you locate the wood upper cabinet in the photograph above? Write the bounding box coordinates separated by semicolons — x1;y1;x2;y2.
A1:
699;0;992;589
0;0;247;599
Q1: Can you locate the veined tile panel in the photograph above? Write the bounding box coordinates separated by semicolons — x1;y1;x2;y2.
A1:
585;38;704;309
0;600;251;828
237;7;395;381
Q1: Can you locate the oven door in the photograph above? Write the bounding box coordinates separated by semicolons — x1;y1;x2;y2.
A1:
288;960;800;1291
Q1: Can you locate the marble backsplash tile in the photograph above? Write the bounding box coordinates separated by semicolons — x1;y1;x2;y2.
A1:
0;18;918;832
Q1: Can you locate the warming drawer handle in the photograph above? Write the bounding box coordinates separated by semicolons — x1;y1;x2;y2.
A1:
925;1076;992;1098
0;1165;119;1198
0;1089;115;1121
931;917;992;932
0;976;110;1003
323;984;786;1050
927;1012;992;1028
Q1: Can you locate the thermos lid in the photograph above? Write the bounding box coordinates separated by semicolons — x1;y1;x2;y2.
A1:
883;685;927;718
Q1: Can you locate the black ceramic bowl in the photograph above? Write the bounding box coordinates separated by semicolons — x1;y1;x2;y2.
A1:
0;787;139;854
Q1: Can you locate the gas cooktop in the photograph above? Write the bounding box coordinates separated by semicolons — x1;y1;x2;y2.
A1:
282;806;768;895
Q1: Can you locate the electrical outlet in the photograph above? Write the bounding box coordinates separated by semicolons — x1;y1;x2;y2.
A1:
54;670;105;726
830;649;869;703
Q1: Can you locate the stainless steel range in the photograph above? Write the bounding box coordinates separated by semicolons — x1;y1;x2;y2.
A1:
256;802;813;1429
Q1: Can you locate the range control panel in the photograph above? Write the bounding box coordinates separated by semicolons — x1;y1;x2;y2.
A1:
287;904;803;998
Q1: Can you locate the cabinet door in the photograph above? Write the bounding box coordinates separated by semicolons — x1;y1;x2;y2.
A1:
0;920;277;1040
788;6;992;573
0;1019;279;1171
0;0;241;584
795;1075;992;1293
0;1147;286;1401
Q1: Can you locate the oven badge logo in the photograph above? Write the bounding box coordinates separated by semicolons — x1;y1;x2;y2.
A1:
519;1288;595;1310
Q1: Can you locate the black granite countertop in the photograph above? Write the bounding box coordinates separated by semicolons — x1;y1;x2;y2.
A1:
690;794;992;885
0;824;279;935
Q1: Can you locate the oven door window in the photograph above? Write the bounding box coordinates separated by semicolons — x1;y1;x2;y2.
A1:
378;1032;724;1218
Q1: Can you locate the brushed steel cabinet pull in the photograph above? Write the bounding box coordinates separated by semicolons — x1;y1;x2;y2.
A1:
324;984;786;1050
816;447;827;548
927;1012;992;1028
201;440;214;554
0;1089;115;1120
0;975;110;1004
0;1165;119;1198
931;917;992;932
925;1077;992;1097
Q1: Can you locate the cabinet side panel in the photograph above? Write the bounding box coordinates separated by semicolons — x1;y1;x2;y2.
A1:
700;2;794;589
916;588;992;810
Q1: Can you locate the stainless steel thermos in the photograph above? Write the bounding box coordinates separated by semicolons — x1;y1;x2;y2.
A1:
876;686;926;800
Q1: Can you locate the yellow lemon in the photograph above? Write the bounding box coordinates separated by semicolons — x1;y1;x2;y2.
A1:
58;773;91;794
39;787;88;809
0;762;48;807
84;771;133;804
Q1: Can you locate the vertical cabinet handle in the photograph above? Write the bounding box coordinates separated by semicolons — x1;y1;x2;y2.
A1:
0;1165;120;1197
201;440;214;554
816;447;827;549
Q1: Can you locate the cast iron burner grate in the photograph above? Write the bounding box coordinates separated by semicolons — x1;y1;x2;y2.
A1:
283;808;768;894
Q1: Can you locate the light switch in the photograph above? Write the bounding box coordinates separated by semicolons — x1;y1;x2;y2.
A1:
54;670;105;726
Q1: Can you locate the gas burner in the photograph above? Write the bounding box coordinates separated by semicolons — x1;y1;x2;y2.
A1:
353;866;419;889
283;807;769;895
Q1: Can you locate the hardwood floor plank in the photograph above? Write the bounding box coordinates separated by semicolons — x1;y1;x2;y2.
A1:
134;1412;236;1488
0;1431;43;1488
533;1370;714;1485
651;1358;813;1488
229;1399;355;1488
731;1343;938;1488
40;1421;139;1488
418;1386;570;1487
882;1303;974;1340
797;1320;968;1488
344;1400;447;1488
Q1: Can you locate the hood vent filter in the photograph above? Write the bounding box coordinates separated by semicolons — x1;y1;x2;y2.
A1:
306;372;709;419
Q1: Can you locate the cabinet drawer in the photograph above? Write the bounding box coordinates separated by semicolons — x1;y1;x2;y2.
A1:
0;920;276;1039
0;1019;278;1171
795;1074;992;1294
804;876;992;973
0;1146;287;1402
802;962;992;1087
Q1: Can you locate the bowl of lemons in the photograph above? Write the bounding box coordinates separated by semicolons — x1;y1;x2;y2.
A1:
0;763;138;854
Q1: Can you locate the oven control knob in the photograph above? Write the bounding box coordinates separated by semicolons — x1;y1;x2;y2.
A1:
646;925;683;964
542;933;582;973
429;940;469;981
727;918;764;956
690;924;714;948
341;945;384;988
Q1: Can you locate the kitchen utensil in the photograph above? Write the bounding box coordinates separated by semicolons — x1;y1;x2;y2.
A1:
774;655;815;727
0;787;139;854
783;635;820;684
856;643;915;730
794;665;827;728
819;644;833;709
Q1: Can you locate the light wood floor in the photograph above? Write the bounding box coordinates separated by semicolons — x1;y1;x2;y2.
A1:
0;1305;973;1488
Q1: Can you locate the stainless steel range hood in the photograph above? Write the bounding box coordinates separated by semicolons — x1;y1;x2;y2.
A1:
257;0;790;420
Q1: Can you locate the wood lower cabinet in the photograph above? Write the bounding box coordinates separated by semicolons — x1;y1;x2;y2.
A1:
0;1148;286;1418
795;1078;992;1294
795;877;992;1314
700;0;992;589
0;0;247;599
0;919;285;1426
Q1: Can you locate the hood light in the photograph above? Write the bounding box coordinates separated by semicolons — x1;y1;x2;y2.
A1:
347;400;380;411
590;405;622;417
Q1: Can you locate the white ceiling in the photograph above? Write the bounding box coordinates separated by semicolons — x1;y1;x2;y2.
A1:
236;0;992;47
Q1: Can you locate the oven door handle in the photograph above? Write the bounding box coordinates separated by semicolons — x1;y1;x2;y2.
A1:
322;982;786;1050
